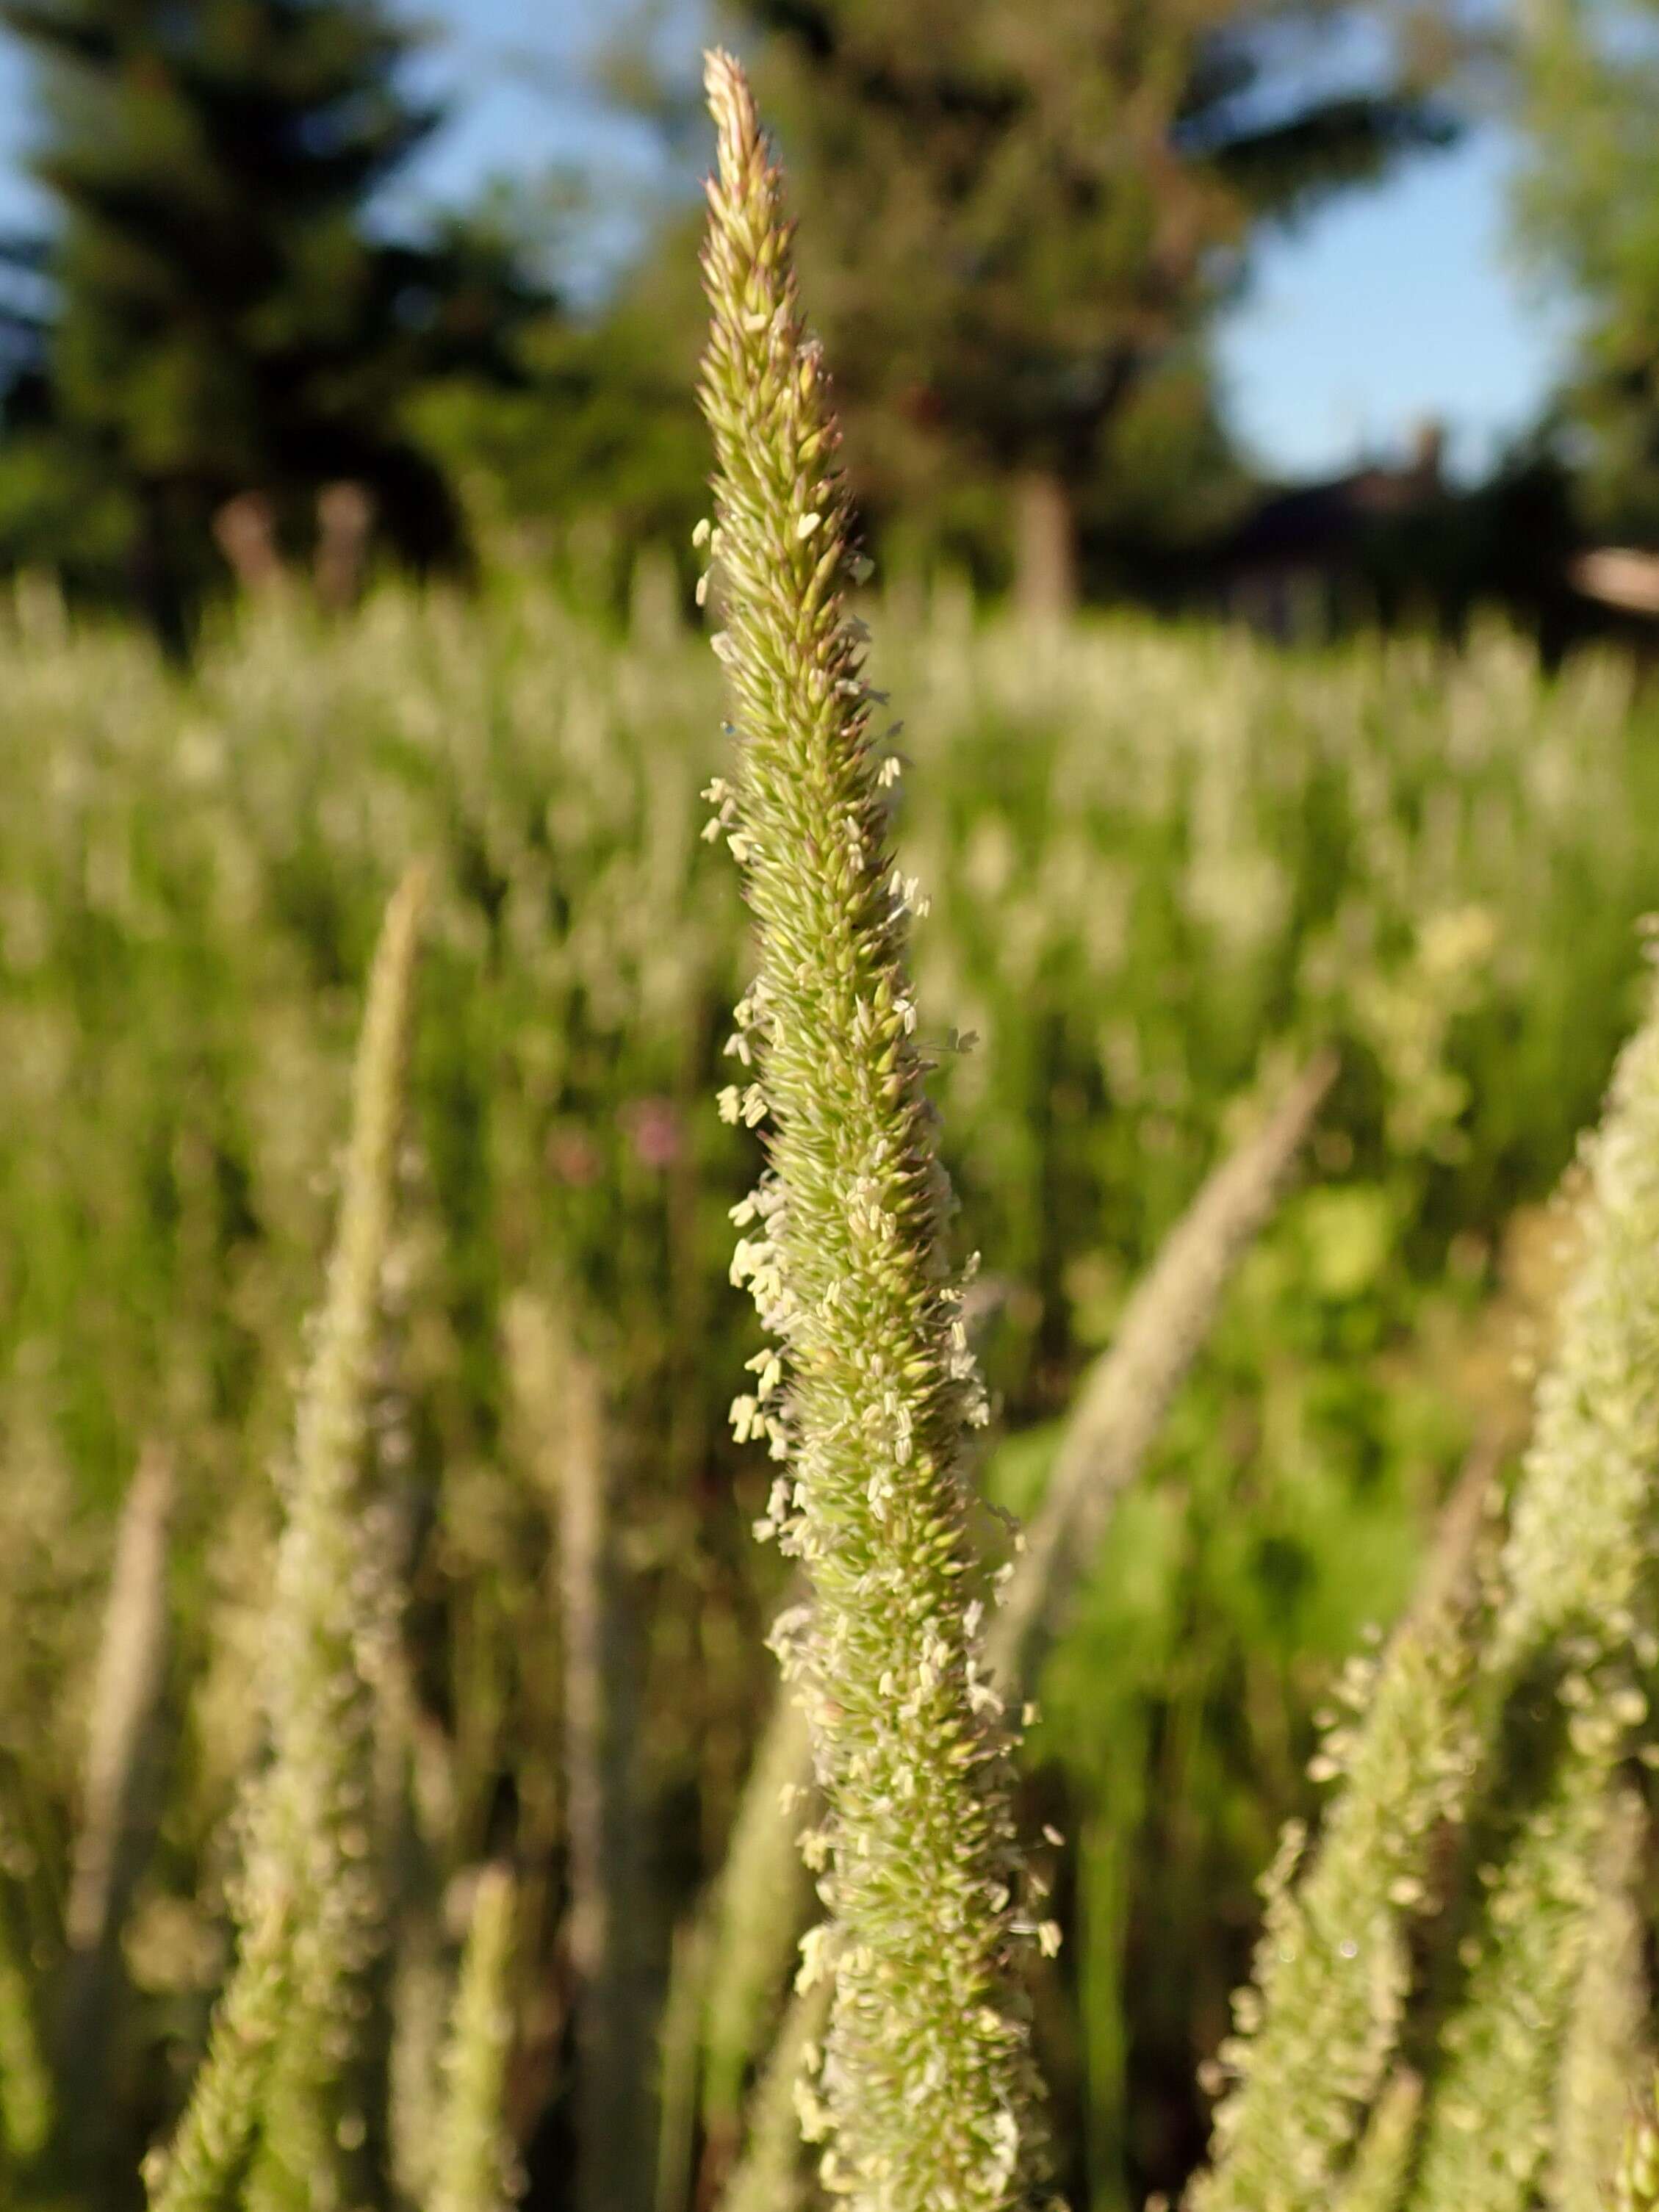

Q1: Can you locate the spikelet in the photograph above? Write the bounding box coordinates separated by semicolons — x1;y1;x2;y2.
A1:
1186;1455;1491;2212
697;48;1048;2209
145;865;427;2212
429;1867;519;2212
703;1059;1331;2189
1411;969;1659;2212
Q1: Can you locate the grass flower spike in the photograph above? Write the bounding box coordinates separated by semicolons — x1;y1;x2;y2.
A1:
146;865;427;2212
698;49;1050;2212
1334;2071;1422;2212
1618;2076;1659;2212
431;1867;519;2212
1409;963;1659;2212
1186;1458;1489;2212
247;864;426;2211
702;1058;1333;2191
1550;1786;1647;2212
1187;957;1659;2212
60;1441;175;2169
144;1899;289;2212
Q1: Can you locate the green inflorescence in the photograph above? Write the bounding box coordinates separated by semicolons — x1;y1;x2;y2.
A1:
697;49;1052;2211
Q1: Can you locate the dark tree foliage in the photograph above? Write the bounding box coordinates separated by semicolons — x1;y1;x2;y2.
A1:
0;0;541;630
1516;0;1659;540
411;201;715;593
721;0;1461;610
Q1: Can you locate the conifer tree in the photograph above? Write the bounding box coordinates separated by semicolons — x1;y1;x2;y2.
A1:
713;0;1458;611
1516;0;1659;538
0;0;534;627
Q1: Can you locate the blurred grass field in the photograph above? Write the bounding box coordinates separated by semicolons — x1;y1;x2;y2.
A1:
2;571;1658;2206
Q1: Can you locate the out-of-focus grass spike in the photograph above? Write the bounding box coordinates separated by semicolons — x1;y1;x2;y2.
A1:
991;1050;1336;1688
1184;1449;1492;2212
657;1917;710;2212
429;1866;519;2212
720;1981;821;2212
1494;980;1659;1679
698;1685;814;2149
1409;967;1659;2212
0;1898;51;2174
57;1440;174;2169
145;865;427;2212
550;1300;655;2212
249;863;426;2212
143;1898;289;2212
1334;2070;1422;2212
1618;2073;1659;2212
1406;1730;1608;2212
1550;1784;1648;2212
381;1641;451;2210
387;1912;447;2208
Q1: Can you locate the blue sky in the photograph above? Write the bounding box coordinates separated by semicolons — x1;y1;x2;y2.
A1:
1214;121;1574;480
0;0;1574;486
